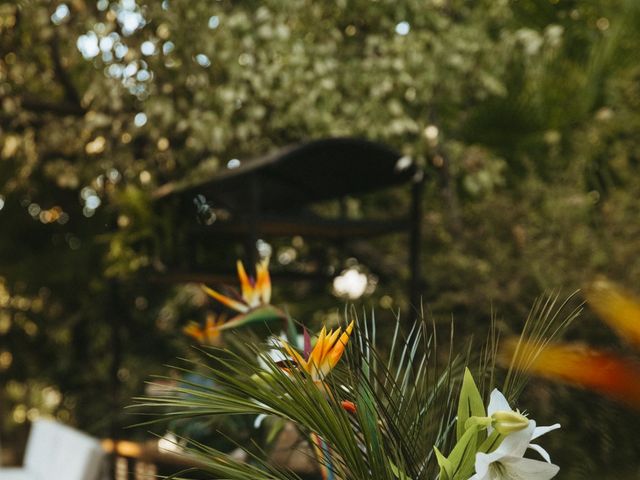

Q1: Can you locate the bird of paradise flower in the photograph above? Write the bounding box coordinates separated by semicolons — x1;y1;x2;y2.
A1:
281;321;356;480
183;312;226;346
502;278;640;409
190;259;352;479
284;322;354;385
199;257;286;331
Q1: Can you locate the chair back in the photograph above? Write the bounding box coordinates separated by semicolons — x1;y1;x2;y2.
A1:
23;419;104;480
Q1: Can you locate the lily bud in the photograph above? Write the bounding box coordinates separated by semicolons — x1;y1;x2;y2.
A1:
491;410;529;435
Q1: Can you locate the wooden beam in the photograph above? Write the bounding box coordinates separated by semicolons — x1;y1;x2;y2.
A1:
149;270;332;285
196;216;409;239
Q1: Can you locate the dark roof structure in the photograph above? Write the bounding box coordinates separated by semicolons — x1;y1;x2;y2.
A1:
154;137;417;213
152;137;424;306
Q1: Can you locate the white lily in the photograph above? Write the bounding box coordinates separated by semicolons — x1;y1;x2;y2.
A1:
258;334;292;368
469;389;561;480
258;332;308;372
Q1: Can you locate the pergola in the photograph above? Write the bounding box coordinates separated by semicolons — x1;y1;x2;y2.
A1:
152;137;425;307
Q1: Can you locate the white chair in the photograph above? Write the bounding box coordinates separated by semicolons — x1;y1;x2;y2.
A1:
0;419;105;480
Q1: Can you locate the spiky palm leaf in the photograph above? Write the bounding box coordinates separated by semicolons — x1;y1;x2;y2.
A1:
136;311;463;479
501;291;583;402
136;295;578;479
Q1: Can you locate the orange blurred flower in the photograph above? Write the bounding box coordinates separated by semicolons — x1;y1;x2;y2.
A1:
201;258;271;314
183;312;225;346
502;278;640;409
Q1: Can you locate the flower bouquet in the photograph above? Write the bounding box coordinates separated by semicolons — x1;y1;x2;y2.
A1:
137;259;579;479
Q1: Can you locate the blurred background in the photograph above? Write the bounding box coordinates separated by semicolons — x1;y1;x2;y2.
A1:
1;0;640;477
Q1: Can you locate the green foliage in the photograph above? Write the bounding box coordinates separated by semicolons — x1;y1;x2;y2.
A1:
140;292;572;480
104;185;155;278
502;292;582;403
456;368;485;442
1;0;640;474
138;313;469;479
436;369;484;480
216;305;286;331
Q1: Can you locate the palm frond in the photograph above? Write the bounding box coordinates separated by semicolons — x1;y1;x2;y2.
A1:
501;290;583;401
136;296;576;479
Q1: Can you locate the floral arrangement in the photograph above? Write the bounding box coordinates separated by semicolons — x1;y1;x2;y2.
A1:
138;258;577;479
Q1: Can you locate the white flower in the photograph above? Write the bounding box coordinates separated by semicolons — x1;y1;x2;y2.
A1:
258;332;303;370
469;389;561;480
254;332;303;429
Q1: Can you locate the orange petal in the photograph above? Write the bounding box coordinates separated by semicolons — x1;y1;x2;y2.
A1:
204;315;222;345
201;284;249;313
328;321;354;369
283;342;308;372
310;327;327;367
236;260;254;304
183;323;204;342
255;257;271;304
503;338;640;409
322;329;341;359
212;313;226;327
586;278;640;348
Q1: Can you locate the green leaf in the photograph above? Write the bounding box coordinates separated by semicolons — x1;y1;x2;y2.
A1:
448;424;480;480
285;311;299;346
456;368;486;441
478;429;503;454
389;458;413;480
265;417;287;444
355;383;392;478
433;446;453;480
217;305;286;331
